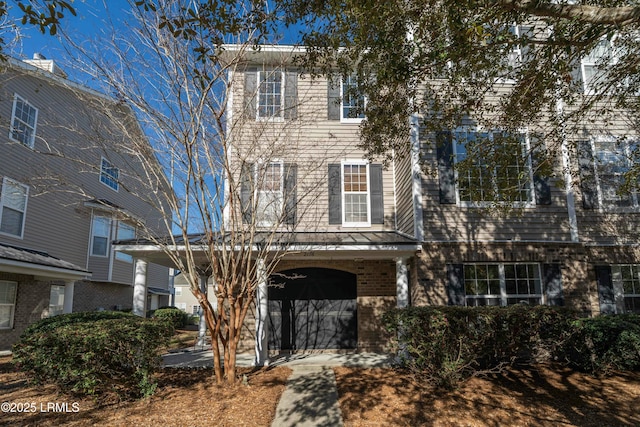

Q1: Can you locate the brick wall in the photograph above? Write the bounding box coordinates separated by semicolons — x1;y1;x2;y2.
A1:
72;281;134;312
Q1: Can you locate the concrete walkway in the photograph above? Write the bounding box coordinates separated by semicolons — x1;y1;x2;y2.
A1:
163;349;394;427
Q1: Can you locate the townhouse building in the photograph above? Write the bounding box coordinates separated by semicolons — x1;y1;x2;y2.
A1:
116;42;640;362
0;55;170;350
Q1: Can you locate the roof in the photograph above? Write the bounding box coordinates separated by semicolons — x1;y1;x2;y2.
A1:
0;243;89;280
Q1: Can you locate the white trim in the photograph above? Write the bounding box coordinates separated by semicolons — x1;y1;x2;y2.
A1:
341;160;371;227
9;93;38;149
462;263;543;307
0;177;29;239
340;75;366;123
254;160;284;227
90;214;111;258
115;222;135;263
256;70;285;121
590;136;639;211
0;258;87;280
557;96;580;242
99;157;120;192
410;114;424;240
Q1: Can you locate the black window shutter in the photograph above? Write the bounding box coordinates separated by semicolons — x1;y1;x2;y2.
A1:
328;164;342;224
327;79;340;121
531;135;552;205
240;162;254;224
284;71;298;120
596;265;616;315
283;163;297;225
244;68;257;120
446;264;465;306
578;140;597;209
436;131;456;204
370;164;384;224
543;263;564;306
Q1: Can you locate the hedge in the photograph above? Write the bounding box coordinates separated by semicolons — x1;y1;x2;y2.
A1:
13;311;174;399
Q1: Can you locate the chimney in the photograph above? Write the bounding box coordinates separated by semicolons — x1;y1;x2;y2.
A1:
23;53;68;78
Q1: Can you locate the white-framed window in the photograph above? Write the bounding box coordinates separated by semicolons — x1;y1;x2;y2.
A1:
48;285;65;317
192;305;200;315
611;265;640;314
341;75;366;122
100;157;119;191
176;302;187;311
463;263;543;307
506;25;534;70
342;161;371;226
255;161;284;226
90;215;111;257
257;70;284;120
592;137;638;209
0;281;18;329
453;130;534;206
581;38;616;94
0;177;29;238
174;287;183;297
9;94;38;148
115;222;135;262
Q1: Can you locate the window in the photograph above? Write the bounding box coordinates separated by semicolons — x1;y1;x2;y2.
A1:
115;222;135;262
453;130;533;206
10;94;38;148
342;162;370;226
175;287;183;297
612;265;640;314
48;285;65;317
341;75;366;122
581;38;615;94
192;305;200;315
255;162;284;226
592;138;638;208
100;158;119;191
0;178;29;238
91;216;111;257
257;70;283;119
0;281;17;329
464;263;542;307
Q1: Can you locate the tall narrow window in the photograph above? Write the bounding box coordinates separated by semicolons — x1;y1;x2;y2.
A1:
0;178;29;238
341;75;366;122
342;162;370;226
582;39;615;94
91;216;111;257
100;158;119;191
115;222;135;262
257;71;283;119
592;138;637;208
0;281;17;329
10;94;38;148
256;162;283;226
48;285;65;317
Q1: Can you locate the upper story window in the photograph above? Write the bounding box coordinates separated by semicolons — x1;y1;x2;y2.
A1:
0;281;18;329
592;138;638;208
0;177;29;238
342;162;371;226
90;215;111;257
452;130;534;206
100;158;119;191
255;162;284;227
115;222;135;262
341;75;366;122
463;263;543;307
10;94;38;148
581;38;615;94
257;70;283;120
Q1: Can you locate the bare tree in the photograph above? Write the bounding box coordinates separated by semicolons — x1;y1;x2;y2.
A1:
50;1;335;384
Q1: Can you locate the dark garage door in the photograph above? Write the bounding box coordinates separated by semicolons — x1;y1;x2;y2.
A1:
268;268;357;351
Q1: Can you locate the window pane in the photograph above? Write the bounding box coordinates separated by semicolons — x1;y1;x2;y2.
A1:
258;72;282;118
0;282;17;304
0;306;14;328
49;285;65;317
0;207;24;236
93;236;108;256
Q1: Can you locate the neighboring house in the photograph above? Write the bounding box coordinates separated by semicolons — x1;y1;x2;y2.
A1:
0;55;170;350
115;43;640;362
172;272;215;316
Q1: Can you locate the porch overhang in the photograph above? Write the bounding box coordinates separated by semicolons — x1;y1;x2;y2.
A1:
0;243;89;281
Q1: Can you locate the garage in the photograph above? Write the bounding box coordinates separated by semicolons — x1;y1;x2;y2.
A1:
267;267;357;351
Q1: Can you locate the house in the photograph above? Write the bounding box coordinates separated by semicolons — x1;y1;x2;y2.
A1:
0;55;171;350
114;43;640;363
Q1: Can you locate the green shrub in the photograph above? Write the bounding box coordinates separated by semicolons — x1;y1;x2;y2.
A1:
563;314;640;374
153;307;189;328
383;305;578;388
13;311;174;399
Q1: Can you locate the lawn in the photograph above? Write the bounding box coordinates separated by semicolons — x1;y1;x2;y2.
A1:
2;349;640;426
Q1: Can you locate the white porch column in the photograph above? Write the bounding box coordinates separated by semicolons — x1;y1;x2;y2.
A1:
63;280;75;313
132;258;148;317
396;257;410;308
254;258;269;367
197;274;208;346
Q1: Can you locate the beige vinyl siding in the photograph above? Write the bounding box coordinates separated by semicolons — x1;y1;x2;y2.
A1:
1;65;169;288
230;69;398;232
